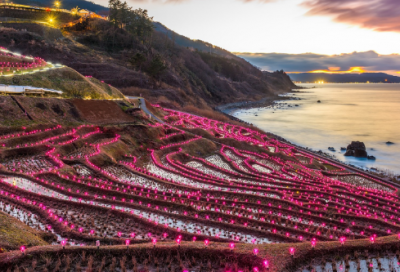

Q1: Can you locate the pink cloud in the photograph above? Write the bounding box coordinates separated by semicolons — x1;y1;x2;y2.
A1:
302;0;400;32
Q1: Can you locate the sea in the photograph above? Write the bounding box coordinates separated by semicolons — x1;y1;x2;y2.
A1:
232;83;400;175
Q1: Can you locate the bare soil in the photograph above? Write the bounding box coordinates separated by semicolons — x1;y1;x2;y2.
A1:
71;99;136;124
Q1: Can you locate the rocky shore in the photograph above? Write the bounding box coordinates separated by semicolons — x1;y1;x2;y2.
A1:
217;89;304;115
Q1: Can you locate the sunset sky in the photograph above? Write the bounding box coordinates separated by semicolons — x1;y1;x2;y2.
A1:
93;0;400;75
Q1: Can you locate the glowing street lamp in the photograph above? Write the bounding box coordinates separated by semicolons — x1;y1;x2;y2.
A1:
230;243;235;252
253;248;259;256
204;240;209;248
152;238;157;248
340;237;346;246
125;239;130;248
176;238;181;248
61;240;66;249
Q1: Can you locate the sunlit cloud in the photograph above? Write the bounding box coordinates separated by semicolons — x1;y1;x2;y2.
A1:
235;51;400;75
302;0;400;33
289;67;372;74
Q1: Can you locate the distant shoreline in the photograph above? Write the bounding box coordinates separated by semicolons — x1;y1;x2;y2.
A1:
216;89;304;115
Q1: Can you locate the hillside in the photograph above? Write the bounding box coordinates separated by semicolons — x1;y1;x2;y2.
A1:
0;18;295;113
289;72;400;83
154;22;240;59
0;99;398;271
0;66;125;100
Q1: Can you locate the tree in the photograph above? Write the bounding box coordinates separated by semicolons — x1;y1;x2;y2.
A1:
108;0;131;29
129;53;146;71
147;55;167;79
125;8;154;43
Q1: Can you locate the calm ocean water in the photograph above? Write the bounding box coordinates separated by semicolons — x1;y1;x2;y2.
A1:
233;83;400;174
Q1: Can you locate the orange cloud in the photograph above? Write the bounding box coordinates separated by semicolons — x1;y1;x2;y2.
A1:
288;67;373;74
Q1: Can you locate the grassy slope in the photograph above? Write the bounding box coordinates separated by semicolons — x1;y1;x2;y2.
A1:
0;67;125;100
0;211;48;251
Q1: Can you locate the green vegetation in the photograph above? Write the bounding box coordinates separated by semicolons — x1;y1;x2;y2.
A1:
0;211;48;251
108;0;154;44
0;67;125;100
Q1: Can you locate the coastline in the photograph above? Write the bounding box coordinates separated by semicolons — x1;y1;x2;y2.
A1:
216;89;303;115
216;87;400;186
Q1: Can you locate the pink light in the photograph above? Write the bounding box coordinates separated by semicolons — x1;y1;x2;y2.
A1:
125;239;130;247
230;243;235;251
370;236;375;243
20;246;26;254
263;260;269;268
204;240;209;248
311;240;316;248
289;247;295;256
253;248;259;256
152;238;157;247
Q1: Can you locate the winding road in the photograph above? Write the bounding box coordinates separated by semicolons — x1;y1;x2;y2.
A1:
125;96;165;124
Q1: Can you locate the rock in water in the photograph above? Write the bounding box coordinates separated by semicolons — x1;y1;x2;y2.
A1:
344;141;368;158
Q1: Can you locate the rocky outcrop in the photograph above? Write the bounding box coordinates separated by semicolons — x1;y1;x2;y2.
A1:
344;141;368;158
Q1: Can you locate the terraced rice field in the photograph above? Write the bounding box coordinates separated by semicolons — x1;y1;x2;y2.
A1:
0;107;398;272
